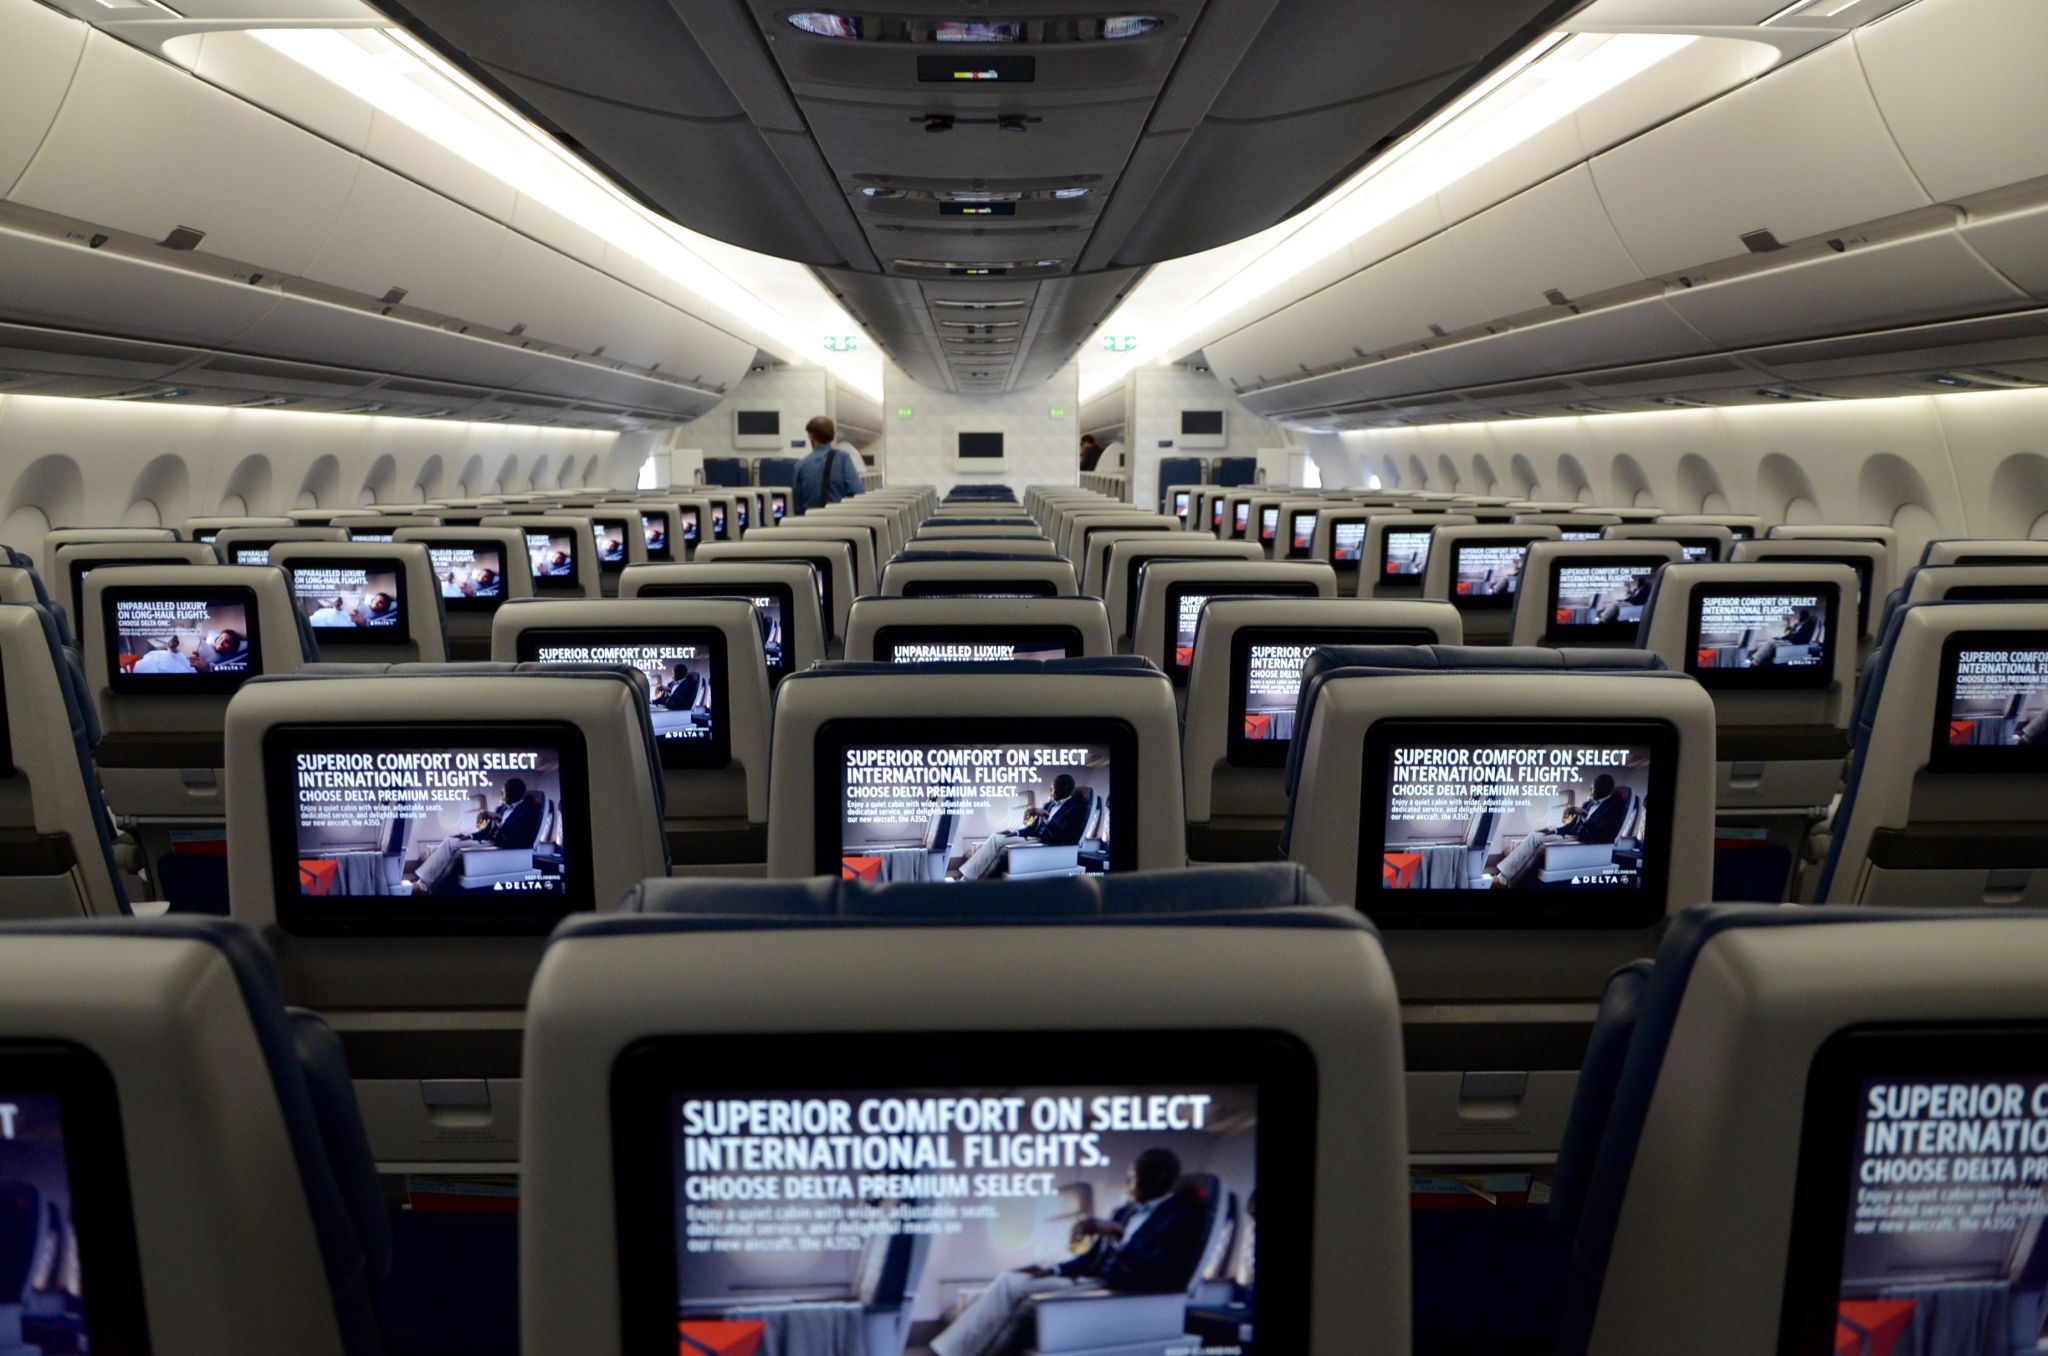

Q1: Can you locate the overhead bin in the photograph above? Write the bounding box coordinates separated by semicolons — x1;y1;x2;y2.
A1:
1857;0;2048;203
0;224;280;350
1961;198;2048;302
0;0;86;197
304;162;507;320
1446;165;1646;317
1588;39;1931;279
10;33;357;277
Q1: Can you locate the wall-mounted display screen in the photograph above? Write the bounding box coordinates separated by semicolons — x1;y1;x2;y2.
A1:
1228;626;1435;767
104;586;260;693
526;530;579;590
611;1030;1315;1356
1181;409;1225;437
425;543;506;613
266;722;592;933
288;559;407;644
1545;559;1662;642
815;718;1134;881
878;625;1083;664
1931;633;2048;771
735;410;780;437
1359;719;1674;928
518;628;727;770
959;432;1006;459
1686;585;1837;689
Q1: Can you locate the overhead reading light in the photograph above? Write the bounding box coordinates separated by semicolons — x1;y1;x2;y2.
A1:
1078;29;1702;401
1100;16;1162;39
1052;186;1092;200
859;186;904;199
1925;373;1975;388
787;12;862;38
248;27;883;399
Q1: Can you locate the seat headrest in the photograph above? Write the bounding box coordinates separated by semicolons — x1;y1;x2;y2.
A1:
790;655;1160;682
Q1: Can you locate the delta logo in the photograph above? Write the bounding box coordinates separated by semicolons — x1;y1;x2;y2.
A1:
680;1319;765;1356
1696;648;1717;669
1556;608;1574;626
1243;714;1273;740
1382;852;1422;889
1174;645;1194;668
1948;719;1977;746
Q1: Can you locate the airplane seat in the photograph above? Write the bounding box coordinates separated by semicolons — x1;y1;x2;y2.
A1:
268;541;448;664
1420;523;1564;644
763;658;1187;880
1876;559;2048;642
0;603;129;918
622;561;831;687
0;915;389;1354
224;666;668;1166
1506;540;1681;649
523;863;1405;1356
1155;459;1205;511
1765;523;1899;595
695;537;856;643
755;456;800;487
1130;560;1340;685
492;597;773;872
700;456;750;487
844;596;1115;661
1282;644;1713;1156
1917;537;2048;569
49;540;218;639
1181;597;1462;861
739;523;878;599
1732;537;1889;668
0;562;74;649
1816;600;2048;907
879;556;1079;598
904;536;1061;557
1356;513;1477;600
392;525;536;661
1101;538;1266;648
1556;905;2048;1356
1211;457;1257;488
480;514;605;600
81;564;312;914
36;526;179;578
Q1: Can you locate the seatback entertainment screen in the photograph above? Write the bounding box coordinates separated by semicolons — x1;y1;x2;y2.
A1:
1451;541;1537;608
637;581;797;687
1381;529;1431;581
104;586;260;693
288;558;407;644
1289;511;1316;558
816;718;1134;880
1545;559;1662;642
1330;519;1366;564
594;517;632;572
1359;719;1674;927
1686;584;1837;689
1931;633;2048;771
901;578;1061;599
1233;503;1250;537
877;625;1082;664
610;1031;1315;1356
1164;581;1323;683
1229;627;1436;767
526;530;579;590
266;722;591;933
1259;507;1280;547
517;628;728;770
640;512;672;562
426;542;505;613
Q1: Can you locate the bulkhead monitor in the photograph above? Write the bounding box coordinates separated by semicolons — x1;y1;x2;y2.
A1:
1450;540;1540;610
735;409;779;438
525;530;580;591
1164;582;1324;684
814;717;1135;880
958;431;1005;461
1685;583;1839;690
902;578;1060;600
1381;528;1432;583
0;1046;151;1350
103;584;261;693
516;629;728;770
1778;1025;2048;1356
1288;511;1317;559
423;541;507;613
1359;718;1676;928
640;512;673;562
1930;632;2048;771
1329;518;1367;565
264;721;593;934
636;581;797;687
611;1030;1315;1356
1229;627;1436;767
1544;557;1665;643
593;517;633;573
875;625;1083;664
1181;408;1225;436
287;557;408;645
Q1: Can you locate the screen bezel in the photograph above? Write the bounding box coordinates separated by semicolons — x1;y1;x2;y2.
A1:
1327;516;1368;565
1449;538;1540;612
610;1028;1319;1356
636;581;798;688
514;628;731;771
811;716;1139;877
1356;716;1677;929
875;624;1086;663
1929;629;2048;773
102;583;263;695
1776;1022;2048;1356
1163;582;1324;684
1944;583;2048;602
1379;528;1433;586
0;1041;153;1353
417;537;510;614
1951;553;2048;567
1684;582;1841;691
1123;553;1204;633
1228;627;1437;768
525;529;582;592
1541;555;1669;643
264;720;596;935
286;555;412;645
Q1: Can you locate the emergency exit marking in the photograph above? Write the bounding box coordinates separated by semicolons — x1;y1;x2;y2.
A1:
1048;407;1066;419
896;407;914;419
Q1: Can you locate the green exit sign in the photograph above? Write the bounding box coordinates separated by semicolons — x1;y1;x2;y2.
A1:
1048;406;1067;419
1100;335;1140;352
823;334;860;352
896;406;914;419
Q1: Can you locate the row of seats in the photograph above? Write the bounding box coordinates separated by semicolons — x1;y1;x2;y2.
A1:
5;875;2044;1356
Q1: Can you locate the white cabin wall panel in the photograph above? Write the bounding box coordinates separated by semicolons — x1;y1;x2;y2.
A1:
1855;0;2048;204
1129;365;1290;510
690;367;831;466
1588;40;1930;278
303;162;507;318
1447;165;1646;315
880;361;1079;496
0;0;88;199
1666;228;2032;348
11;34;357;277
1927;388;2048;539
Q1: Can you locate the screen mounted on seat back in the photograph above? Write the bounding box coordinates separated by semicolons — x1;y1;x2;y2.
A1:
610;1030;1316;1356
1544;558;1665;643
1930;632;2048;772
814;717;1134;881
1163;582;1322;684
1228;627;1436;767
422;541;506;613
877;624;1082;664
1359;718;1675;928
1450;540;1539;609
1686;584;1838;690
287;557;408;644
103;584;261;693
516;628;729;771
637;581;798;687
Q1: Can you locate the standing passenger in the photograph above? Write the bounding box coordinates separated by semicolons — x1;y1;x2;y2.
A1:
792;416;864;513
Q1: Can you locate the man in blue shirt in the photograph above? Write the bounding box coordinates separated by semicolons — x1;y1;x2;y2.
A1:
791;416;864;513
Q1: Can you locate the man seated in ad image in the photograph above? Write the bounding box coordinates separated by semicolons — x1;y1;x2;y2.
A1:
956;773;1090;881
1747;605;1820;666
931;1148;1211;1356
1488;771;1631;889
410;775;543;895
